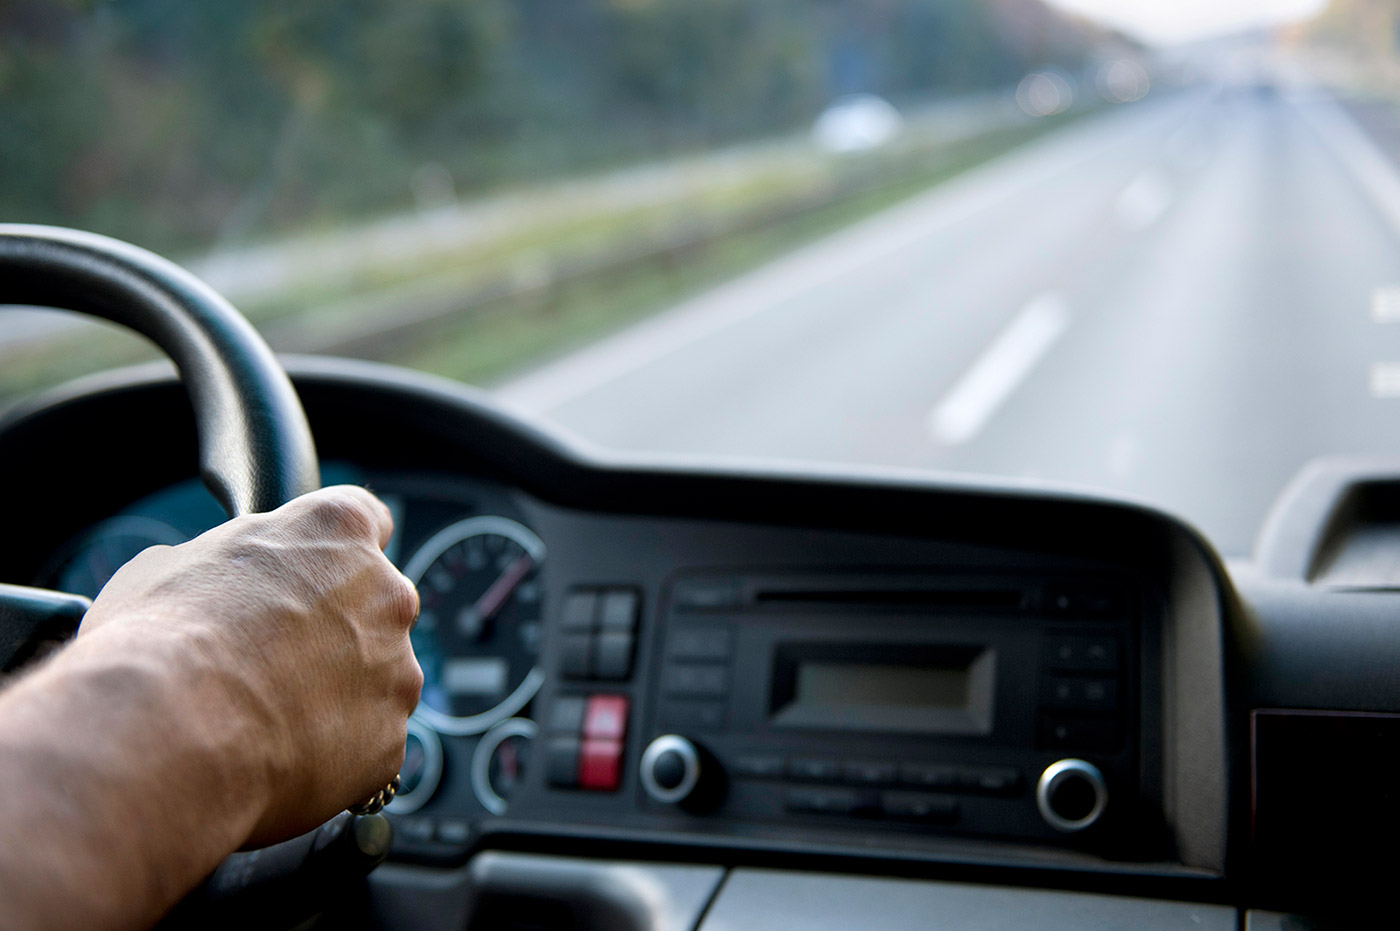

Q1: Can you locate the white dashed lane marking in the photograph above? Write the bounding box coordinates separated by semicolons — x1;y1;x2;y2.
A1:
927;293;1070;445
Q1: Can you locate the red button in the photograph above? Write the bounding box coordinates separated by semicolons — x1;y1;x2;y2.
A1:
579;738;623;791
583;694;629;741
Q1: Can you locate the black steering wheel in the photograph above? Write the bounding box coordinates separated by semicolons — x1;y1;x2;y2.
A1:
0;223;318;513
0;225;390;928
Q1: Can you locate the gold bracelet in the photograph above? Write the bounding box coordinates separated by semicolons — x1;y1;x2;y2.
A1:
348;773;401;816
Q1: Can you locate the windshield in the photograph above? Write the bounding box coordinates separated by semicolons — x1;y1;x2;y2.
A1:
2;0;1397;555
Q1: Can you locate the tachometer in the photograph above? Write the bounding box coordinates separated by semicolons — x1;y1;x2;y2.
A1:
403;516;546;736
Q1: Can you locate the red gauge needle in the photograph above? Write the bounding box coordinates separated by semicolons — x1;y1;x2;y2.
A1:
460;553;536;638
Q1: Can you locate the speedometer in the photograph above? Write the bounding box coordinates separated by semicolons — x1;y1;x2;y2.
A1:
403;516;546;736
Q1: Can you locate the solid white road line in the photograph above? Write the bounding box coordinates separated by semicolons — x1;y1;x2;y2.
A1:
1371;287;1400;323
926;293;1069;445
1369;362;1400;398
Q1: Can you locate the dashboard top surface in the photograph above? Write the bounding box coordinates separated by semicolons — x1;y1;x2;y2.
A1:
2;355;1395;920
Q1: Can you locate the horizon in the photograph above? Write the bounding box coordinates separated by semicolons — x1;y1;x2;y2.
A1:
1042;0;1330;45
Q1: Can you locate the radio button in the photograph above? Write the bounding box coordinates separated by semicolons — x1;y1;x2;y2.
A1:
785;787;875;817
1040;714;1119;751
842;760;898;787
546;695;587;735
1044;676;1119;712
882;791;959;824
561;590;600;630
599;589;640;631
960;766;1022;795
560;633;594;679
1046;585;1125;619
658;699;727;732
545;737;581;788
593;631;635;680
672;579;741;611
663;664;730;697
789;758;843;782
579;738;624;791
1044;635;1119;672
667;628;734;661
731;754;785;779
899;762;960;791
583;694;629;741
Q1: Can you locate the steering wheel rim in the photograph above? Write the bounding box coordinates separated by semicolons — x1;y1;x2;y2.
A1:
0;226;389;926
0;224;318;516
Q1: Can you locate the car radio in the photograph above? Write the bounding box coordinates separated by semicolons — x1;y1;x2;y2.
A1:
630;572;1144;849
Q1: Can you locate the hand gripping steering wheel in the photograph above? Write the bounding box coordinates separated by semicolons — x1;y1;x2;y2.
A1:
0;225;392;929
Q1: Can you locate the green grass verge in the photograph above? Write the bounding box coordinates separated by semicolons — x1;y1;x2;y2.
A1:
0;111;1081;405
391;117;1075;387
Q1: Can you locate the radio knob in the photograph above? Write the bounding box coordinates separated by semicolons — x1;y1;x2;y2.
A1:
1036;759;1108;832
640;735;707;806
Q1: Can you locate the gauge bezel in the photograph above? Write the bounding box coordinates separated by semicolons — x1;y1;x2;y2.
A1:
385;717;443;815
403;515;547;736
471;717;538;816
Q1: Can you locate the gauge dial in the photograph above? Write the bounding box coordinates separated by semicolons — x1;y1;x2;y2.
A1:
385;718;443;815
43;516;187;599
472;718;536;816
404;516;546;736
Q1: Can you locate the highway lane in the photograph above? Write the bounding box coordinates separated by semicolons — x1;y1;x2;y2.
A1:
497;83;1400;555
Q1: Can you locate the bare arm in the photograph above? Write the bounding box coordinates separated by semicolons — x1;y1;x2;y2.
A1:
0;486;422;931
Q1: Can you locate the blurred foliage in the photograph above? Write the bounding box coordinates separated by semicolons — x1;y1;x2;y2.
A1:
0;0;1099;254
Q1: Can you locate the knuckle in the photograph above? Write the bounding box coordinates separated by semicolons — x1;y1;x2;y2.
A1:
124;543;172;570
390;574;420;628
311;490;376;540
397;653;425;711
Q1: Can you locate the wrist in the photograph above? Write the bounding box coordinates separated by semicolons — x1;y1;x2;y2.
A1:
63;619;282;849
0;621;282;927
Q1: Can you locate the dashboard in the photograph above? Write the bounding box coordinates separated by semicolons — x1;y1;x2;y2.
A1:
4;355;1400;928
36;466;1177;871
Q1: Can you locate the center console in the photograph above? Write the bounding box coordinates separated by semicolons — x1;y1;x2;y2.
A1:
527;569;1163;862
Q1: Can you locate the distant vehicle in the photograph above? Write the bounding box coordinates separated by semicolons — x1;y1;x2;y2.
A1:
811;94;904;153
1095;59;1151;103
1015;70;1075;116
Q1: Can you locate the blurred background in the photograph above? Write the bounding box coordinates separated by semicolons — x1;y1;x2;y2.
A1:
2;0;1398;554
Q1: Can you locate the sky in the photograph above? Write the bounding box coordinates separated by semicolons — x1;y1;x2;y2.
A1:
1042;0;1330;45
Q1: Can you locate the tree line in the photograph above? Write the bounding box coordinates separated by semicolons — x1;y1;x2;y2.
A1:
0;0;1106;253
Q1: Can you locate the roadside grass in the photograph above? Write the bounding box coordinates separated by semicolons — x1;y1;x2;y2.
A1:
0;109;1082;404
392;117;1076;386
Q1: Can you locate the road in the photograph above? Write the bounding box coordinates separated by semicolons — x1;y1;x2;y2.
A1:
497;81;1400;556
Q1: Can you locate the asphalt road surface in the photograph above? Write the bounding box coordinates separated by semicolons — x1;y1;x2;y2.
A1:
498;81;1400;556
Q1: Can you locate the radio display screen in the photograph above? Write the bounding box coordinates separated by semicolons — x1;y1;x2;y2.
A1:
771;644;995;735
795;661;969;711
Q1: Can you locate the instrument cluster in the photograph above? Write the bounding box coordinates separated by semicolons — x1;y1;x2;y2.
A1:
34;467;549;856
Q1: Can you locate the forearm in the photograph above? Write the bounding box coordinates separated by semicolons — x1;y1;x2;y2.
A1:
0;622;274;931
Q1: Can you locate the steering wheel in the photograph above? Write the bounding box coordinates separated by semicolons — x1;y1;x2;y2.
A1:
0;225;391;928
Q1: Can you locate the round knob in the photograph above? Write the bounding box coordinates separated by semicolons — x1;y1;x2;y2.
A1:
1036;758;1107;832
640;735;702;805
